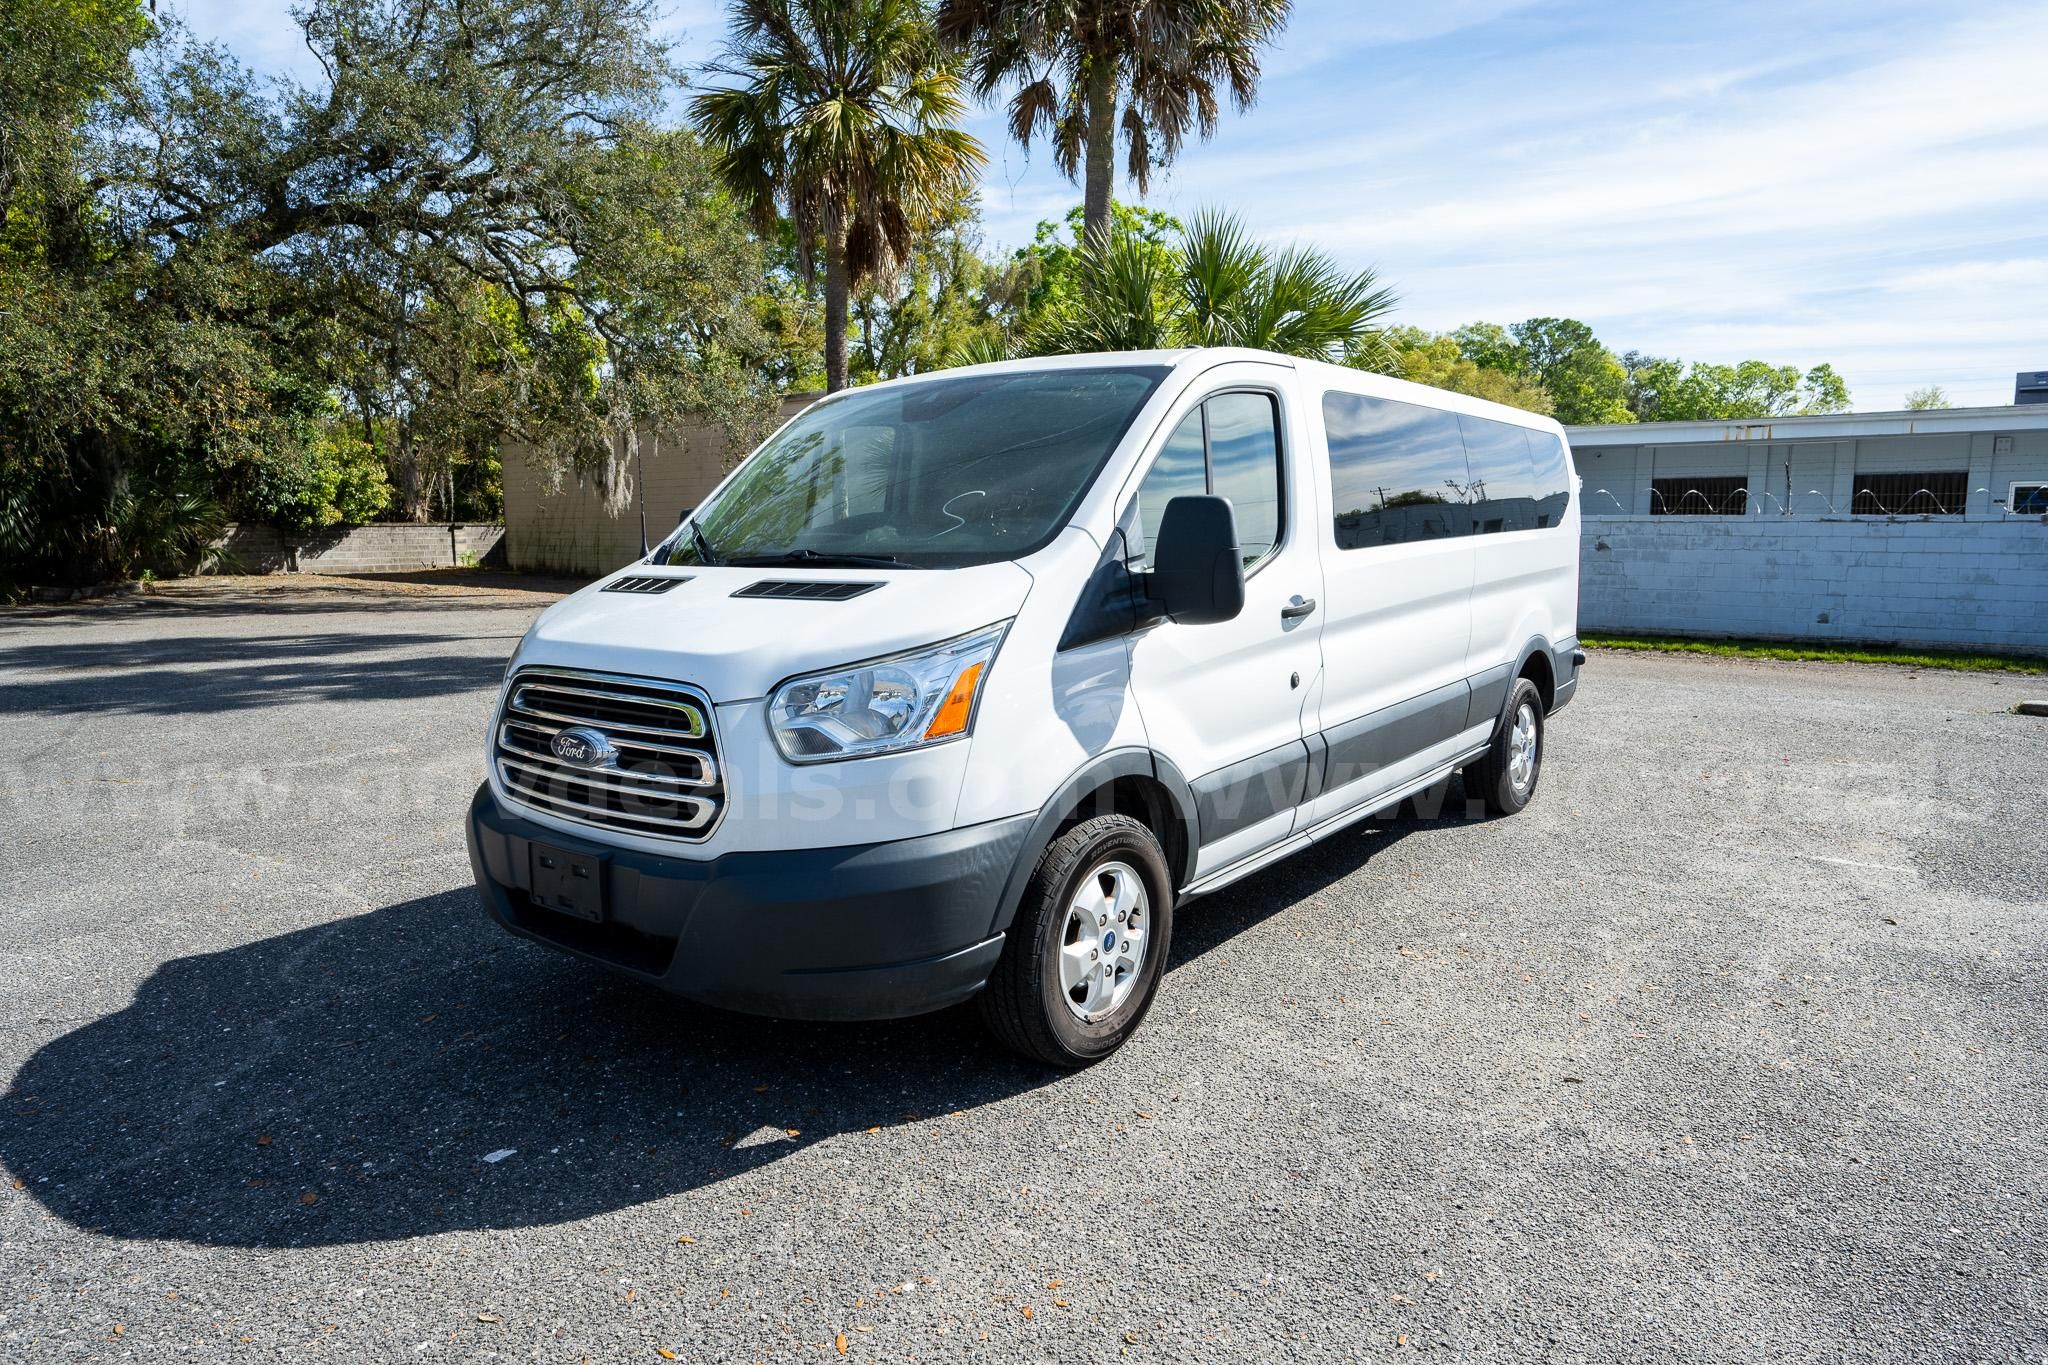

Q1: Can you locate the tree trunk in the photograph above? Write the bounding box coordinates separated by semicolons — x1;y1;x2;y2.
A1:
396;419;429;522
1082;59;1117;245
823;210;850;393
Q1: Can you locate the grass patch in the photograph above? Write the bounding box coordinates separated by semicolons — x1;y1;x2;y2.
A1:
1582;635;2048;675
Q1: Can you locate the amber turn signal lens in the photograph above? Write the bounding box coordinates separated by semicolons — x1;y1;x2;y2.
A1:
923;661;986;739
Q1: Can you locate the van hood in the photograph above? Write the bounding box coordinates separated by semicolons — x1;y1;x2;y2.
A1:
513;562;1036;703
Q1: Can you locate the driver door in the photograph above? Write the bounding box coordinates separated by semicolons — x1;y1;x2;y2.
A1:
1121;365;1325;878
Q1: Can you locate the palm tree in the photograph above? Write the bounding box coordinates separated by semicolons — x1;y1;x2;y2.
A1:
935;0;1291;244
1022;209;1396;361
692;0;985;391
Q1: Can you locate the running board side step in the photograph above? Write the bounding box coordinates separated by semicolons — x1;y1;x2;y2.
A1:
1177;744;1491;903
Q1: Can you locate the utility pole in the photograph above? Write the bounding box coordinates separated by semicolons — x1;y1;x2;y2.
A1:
635;430;650;557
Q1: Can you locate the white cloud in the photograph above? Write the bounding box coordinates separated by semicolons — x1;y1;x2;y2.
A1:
160;0;2048;408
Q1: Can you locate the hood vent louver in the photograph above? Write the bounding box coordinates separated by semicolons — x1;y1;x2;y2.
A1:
603;575;690;595
731;580;880;602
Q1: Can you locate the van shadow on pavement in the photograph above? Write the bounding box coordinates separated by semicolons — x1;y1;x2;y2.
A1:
0;812;1436;1249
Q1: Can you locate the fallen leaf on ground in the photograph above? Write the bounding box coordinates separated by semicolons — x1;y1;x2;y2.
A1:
1397;1333;1408;1346
1052;1298;1068;1308
835;1331;847;1355
477;1313;500;1323
1019;1306;1034;1321
299;1191;318;1206
1044;1280;1061;1290
676;1236;695;1244
255;1134;272;1147
785;1129;801;1138
656;1349;677;1360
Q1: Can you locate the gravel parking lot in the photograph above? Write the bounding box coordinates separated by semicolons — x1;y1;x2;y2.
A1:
1;576;2043;1363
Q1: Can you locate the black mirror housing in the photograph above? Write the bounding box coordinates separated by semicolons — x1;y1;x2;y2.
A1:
1147;495;1247;625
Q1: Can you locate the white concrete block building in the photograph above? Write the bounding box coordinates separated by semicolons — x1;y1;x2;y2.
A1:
1568;406;2048;655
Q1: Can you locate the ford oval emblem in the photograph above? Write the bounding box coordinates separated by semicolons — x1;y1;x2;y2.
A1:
550;726;615;768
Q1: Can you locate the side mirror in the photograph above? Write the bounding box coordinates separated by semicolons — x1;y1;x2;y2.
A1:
1147;495;1246;625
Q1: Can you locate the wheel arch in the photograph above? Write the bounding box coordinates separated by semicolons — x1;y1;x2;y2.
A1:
986;748;1198;938
1513;634;1557;713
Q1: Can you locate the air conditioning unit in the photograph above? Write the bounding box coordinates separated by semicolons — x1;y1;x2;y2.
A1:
2017;371;2048;405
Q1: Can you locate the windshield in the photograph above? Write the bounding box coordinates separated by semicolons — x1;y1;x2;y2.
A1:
657;366;1169;570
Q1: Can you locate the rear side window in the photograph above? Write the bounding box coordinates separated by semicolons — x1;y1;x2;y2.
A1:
1530;430;1572;527
1131;391;1283;568
1323;391;1469;547
1457;414;1536;534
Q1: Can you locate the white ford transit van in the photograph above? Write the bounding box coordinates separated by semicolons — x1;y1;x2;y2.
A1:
468;348;1581;1065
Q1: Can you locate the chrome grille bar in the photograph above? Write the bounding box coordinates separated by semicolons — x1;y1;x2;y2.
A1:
497;729;717;788
494;667;724;841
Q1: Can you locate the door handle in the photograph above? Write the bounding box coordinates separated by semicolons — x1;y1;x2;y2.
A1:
1281;596;1317;621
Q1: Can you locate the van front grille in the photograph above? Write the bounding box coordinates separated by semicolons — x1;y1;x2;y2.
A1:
494;668;724;841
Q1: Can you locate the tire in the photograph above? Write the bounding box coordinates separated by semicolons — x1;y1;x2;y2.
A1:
1467;676;1545;816
978;813;1175;1068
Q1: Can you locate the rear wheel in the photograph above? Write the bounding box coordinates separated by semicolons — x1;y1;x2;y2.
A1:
978;814;1174;1068
1467;676;1545;816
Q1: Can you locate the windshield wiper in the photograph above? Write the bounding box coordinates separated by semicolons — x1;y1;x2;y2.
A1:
688;520;721;566
727;548;920;570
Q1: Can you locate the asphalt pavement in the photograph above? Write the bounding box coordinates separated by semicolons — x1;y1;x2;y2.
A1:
0;575;2042;1363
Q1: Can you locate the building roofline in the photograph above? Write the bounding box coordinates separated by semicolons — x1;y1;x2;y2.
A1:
1566;405;2044;445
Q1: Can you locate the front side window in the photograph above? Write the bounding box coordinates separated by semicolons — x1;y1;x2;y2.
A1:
1129;391;1284;568
658;366;1169;569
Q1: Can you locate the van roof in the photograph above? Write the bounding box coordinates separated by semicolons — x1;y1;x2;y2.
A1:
856;347;1569;436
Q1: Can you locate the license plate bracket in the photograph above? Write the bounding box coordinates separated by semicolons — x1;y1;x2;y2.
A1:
529;841;606;923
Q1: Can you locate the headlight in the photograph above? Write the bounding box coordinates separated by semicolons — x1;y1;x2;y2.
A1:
768;622;1009;764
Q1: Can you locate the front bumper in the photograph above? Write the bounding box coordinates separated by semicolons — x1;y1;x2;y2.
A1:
465;784;1030;1021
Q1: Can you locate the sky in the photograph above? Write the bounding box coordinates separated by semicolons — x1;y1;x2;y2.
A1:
172;0;2048;410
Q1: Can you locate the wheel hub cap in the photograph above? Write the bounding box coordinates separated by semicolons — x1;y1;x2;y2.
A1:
1508;702;1538;794
1059;860;1150;1022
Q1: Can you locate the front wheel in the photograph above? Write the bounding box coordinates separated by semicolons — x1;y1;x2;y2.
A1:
978;814;1175;1068
1467;677;1545;816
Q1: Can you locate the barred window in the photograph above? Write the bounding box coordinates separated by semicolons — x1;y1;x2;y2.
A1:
1650;475;1748;516
1850;471;1967;516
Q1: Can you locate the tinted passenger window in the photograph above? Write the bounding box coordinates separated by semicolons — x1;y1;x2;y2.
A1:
1207;393;1281;562
1131;392;1283;568
1529;431;1572;527
1323;391;1470;548
1457;414;1536;534
1133;411;1207;563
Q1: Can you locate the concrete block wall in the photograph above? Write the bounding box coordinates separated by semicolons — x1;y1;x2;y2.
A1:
208;523;504;575
1580;516;2048;655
